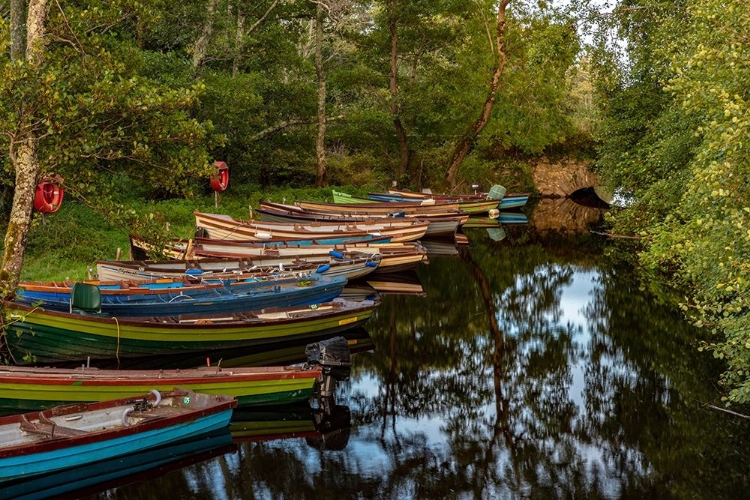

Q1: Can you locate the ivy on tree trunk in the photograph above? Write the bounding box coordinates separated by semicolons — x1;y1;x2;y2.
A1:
314;2;327;187
388;0;409;179
1;0;47;294
445;0;511;189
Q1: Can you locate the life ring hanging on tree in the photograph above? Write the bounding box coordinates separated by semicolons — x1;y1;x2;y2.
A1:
34;175;64;214
210;161;229;192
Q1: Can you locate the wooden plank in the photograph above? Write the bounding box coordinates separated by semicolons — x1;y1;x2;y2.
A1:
19;414;88;438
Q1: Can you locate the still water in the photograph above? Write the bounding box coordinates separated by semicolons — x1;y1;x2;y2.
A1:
22;219;750;499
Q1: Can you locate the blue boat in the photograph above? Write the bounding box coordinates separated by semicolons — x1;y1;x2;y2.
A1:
497;193;530;209
368;187;529;210
0;388;236;483
15;273;347;316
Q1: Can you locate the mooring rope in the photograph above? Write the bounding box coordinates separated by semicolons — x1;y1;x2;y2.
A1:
113;316;121;367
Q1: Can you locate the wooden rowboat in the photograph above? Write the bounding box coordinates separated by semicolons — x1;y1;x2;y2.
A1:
15;274;348;317
0;365;323;411
195;211;429;243
0;427;233;498
96;254;379;282
386;188;530;210
333;189;436;205
296;198;463;215
18;277;232;302
0;388;236;482
257;201;463;236
156;237;428;274
363;191;501;214
3;298;378;364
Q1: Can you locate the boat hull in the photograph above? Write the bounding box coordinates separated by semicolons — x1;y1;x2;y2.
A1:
0;366;321;411
257;204;461;236
195;211;428;243
498;194;529;209
367;193;498;214
0;427;233;499
3;299;377;364
95;257;377;282
15;275;347;317
0;411;231;481
0;390;236;482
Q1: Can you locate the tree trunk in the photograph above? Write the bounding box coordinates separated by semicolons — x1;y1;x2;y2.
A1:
136;15;145;49
314;3;327;187
10;0;26;61
388;2;409;178
1;0;47;293
193;0;218;70
1;140;41;290
232;5;245;76
25;0;46;63
445;0;511;188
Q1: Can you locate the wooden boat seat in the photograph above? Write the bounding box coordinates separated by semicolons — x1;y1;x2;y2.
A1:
19;414;88;438
129;406;187;421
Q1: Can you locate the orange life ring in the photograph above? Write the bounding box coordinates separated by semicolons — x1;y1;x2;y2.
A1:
210;161;229;192
34;181;64;214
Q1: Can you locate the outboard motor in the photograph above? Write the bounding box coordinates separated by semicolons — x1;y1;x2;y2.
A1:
305;336;351;398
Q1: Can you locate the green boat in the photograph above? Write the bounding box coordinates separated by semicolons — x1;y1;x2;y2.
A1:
2;298;378;364
0;364;323;412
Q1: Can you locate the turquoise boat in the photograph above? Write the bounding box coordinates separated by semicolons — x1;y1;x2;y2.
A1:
0;427;233;499
3;298;378;364
365;191;500;214
373;186;529;210
497;193;530;209
0;388;236;482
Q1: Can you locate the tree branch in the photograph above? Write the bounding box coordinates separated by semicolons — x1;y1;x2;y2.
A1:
702;402;750;420
245;0;281;36
251;114;344;141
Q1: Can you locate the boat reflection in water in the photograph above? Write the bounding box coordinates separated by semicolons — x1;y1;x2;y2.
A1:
43;327;374;372
231;402;352;451
342;270;425;298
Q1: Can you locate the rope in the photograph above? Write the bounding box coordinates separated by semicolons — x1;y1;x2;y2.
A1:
113;316;121;367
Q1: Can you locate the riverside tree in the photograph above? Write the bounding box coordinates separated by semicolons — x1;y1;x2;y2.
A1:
0;1;218;291
588;0;750;403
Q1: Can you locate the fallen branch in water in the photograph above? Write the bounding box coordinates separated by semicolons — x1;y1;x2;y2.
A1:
590;231;642;240
702;402;750;420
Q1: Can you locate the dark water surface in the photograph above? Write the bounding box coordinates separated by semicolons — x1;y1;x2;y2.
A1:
43;224;750;499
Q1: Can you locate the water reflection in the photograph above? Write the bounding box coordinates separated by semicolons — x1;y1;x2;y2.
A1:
80;223;750;499
354;230;750;498
529;197;606;233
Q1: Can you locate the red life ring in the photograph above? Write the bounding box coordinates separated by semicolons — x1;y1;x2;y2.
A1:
34;181;64;214
210;161;229;192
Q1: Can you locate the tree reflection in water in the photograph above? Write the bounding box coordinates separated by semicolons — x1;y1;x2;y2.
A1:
83;229;750;500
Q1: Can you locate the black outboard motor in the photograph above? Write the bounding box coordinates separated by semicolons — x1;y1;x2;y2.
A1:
305;336;351;398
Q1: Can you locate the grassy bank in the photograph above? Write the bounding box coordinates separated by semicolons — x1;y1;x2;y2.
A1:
6;185;363;282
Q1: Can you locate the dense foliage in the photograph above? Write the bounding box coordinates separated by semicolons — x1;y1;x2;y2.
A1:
590;0;750;403
0;0;585;220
